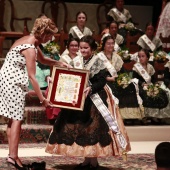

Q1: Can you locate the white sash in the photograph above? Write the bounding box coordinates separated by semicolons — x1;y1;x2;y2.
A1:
72;26;84;39
73;56;84;69
134;63;151;84
112;8;127;23
114;42;120;52
141;35;156;51
90;84;127;149
61;55;83;69
97;52;117;77
129;78;143;109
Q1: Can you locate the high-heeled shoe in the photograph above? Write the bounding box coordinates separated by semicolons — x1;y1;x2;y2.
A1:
7;156;28;170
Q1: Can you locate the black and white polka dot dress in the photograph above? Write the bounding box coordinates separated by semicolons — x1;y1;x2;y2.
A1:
0;44;37;120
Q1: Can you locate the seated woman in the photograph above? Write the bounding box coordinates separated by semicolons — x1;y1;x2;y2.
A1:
102;21;125;52
106;0;142;39
137;22;162;53
107;0;132;25
45;37;81;124
69;11;92;40
132;49;168;124
98;35;144;124
46;35;131;169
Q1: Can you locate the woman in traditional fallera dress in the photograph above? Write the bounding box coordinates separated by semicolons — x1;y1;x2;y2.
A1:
98;35;144;123
45;35;131;169
137;23;162;53
132;49;168;123
107;0;132;25
69;11;92;40
102;21;124;52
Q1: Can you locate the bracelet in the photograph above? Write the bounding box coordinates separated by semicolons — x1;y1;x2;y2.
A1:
40;98;46;104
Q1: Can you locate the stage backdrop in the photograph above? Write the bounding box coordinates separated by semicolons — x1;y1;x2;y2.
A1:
3;0;153;34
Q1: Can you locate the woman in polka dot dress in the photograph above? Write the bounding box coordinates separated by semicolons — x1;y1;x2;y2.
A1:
0;18;68;169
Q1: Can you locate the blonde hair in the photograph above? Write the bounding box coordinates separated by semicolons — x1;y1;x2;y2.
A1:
31;18;58;38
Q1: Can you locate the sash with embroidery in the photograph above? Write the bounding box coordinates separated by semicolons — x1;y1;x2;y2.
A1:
72;26;84;39
112;8;127;23
61;55;83;69
141;35;156;52
97;52;117;77
134;63;151;84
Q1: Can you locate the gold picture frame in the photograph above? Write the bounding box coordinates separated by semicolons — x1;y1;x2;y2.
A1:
47;66;89;110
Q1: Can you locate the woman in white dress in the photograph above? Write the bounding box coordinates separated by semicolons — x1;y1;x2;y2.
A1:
0;18;68;169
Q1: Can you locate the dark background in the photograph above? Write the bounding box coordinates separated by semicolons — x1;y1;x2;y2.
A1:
41;0;163;27
64;0;162;26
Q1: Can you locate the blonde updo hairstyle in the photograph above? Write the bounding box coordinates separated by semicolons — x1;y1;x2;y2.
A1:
31;18;58;39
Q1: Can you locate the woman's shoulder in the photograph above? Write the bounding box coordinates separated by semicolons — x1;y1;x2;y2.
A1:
10;44;36;51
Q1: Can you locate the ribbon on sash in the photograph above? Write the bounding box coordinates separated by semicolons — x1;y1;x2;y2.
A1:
72;26;84;39
134;63;151;84
141;35;156;52
97;52;118;77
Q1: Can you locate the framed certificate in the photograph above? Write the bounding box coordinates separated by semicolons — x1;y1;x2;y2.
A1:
47;66;89;110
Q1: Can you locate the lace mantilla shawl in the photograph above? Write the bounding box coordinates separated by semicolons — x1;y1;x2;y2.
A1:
133;63;155;77
98;51;123;73
156;2;170;38
84;55;106;78
110;52;124;72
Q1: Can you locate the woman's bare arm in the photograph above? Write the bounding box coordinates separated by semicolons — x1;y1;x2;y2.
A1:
22;48;51;107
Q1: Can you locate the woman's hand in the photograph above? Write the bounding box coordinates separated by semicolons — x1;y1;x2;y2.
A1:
84;86;92;98
46;76;52;86
56;61;72;68
41;98;53;107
